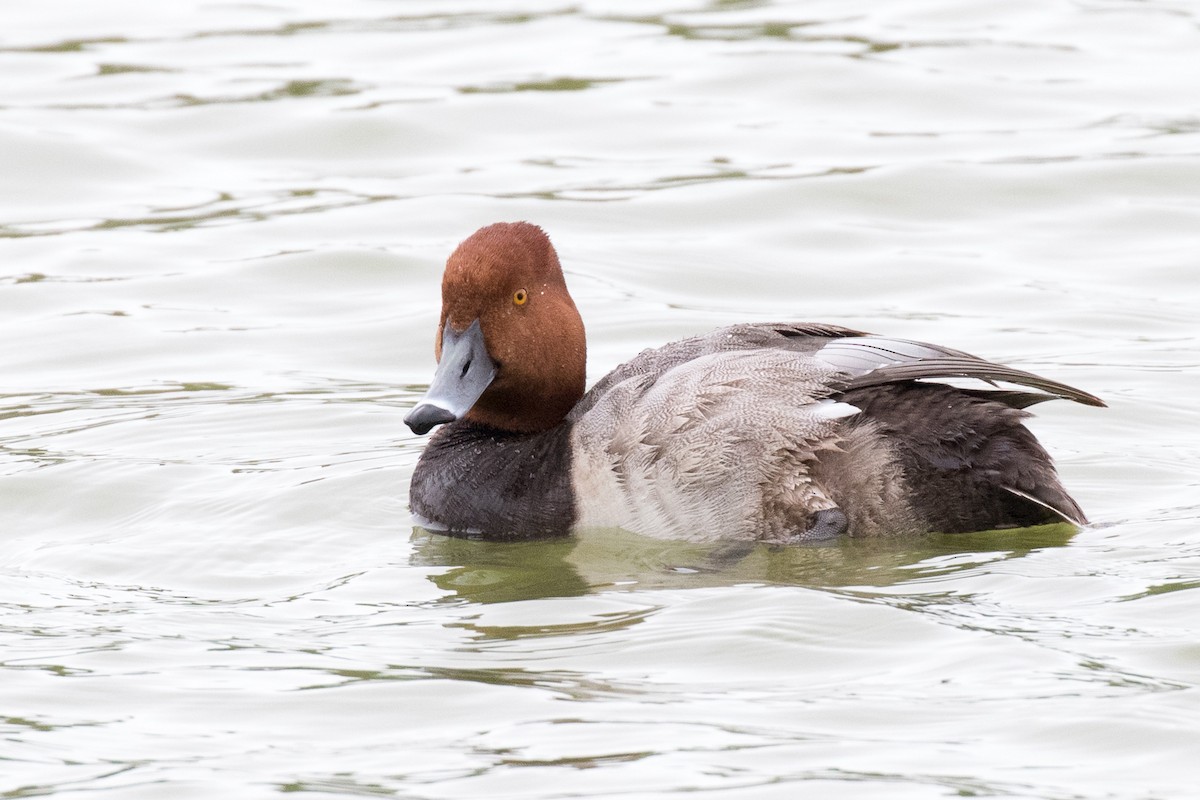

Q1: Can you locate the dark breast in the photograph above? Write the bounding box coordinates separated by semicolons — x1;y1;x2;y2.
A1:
408;420;576;538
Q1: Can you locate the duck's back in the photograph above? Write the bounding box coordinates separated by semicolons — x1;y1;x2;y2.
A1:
570;323;1098;541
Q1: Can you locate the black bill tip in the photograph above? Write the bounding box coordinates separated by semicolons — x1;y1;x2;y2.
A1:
404;403;457;435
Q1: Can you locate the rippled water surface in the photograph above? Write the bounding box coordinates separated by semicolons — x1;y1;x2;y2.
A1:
3;2;1199;798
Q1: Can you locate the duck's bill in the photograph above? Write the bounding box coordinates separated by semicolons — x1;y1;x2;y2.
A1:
404;318;497;435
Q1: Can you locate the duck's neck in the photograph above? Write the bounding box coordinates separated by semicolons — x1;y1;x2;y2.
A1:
409;420;576;539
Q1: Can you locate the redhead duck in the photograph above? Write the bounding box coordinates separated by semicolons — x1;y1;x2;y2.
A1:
405;222;1104;541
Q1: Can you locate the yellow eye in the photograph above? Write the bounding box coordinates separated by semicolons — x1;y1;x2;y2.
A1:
513;288;528;306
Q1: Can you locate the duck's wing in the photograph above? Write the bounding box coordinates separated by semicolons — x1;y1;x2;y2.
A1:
815;336;1106;408
576;323;1104;418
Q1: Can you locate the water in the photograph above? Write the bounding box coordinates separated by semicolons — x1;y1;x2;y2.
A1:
2;1;1198;797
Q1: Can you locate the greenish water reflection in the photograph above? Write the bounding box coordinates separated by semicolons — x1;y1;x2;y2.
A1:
411;524;1077;604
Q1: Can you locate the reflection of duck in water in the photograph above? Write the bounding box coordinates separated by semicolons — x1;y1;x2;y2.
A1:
406;222;1103;542
411;525;1079;606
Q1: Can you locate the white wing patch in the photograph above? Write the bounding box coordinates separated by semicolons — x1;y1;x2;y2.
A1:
810;400;861;420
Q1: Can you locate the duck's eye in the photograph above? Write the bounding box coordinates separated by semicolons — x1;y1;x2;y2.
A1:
513;288;528;306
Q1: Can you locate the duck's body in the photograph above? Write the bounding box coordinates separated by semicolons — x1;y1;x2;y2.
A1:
406;223;1103;542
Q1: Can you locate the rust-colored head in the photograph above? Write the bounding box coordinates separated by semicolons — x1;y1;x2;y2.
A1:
426;222;586;433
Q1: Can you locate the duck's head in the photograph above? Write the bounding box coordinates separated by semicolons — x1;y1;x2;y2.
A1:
404;222;587;435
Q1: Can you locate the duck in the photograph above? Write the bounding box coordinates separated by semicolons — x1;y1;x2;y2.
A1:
404;222;1103;542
